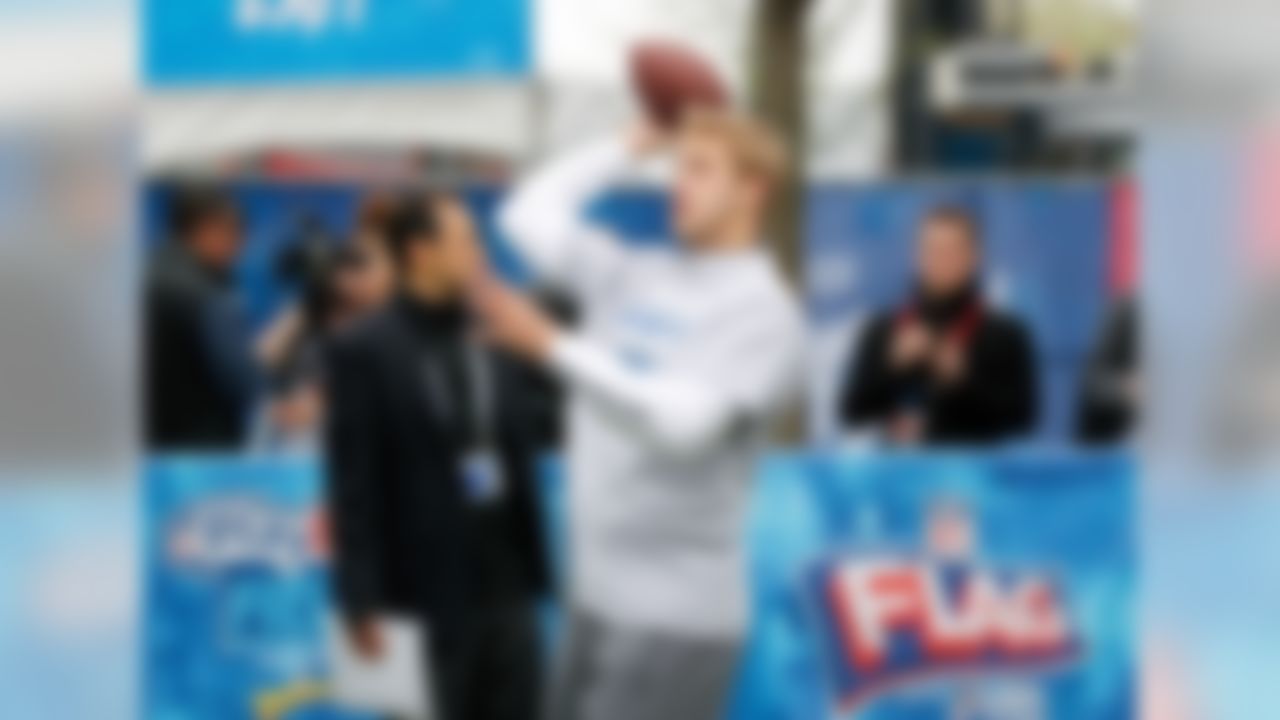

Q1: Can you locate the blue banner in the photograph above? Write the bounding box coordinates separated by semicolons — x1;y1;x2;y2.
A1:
144;457;362;719
144;453;1133;719
735;454;1134;720
145;0;530;87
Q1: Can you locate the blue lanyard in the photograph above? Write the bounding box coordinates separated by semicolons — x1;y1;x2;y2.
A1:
421;335;494;446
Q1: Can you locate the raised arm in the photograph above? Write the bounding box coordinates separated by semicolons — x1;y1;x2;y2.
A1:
497;133;638;298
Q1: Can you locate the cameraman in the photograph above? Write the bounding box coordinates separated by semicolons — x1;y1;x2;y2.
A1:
251;217;394;454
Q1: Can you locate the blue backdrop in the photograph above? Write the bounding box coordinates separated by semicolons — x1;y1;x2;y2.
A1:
144;453;1134;719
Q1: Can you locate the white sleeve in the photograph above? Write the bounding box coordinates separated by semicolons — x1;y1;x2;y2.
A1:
547;304;804;459
497;136;635;301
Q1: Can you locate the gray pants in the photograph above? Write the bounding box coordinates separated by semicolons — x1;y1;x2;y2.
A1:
546;609;742;720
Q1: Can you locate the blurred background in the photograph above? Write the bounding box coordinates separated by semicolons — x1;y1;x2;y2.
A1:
12;0;1280;718
0;1;136;719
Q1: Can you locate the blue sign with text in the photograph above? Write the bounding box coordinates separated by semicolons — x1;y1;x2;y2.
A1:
734;453;1135;720
145;0;530;86
145;454;1132;719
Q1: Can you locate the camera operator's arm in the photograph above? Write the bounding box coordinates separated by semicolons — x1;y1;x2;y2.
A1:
255;304;304;371
498;126;657;299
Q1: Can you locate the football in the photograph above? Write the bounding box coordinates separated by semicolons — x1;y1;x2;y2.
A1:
631;41;728;127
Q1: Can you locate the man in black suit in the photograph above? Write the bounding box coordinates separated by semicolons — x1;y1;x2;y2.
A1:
840;205;1038;445
146;186;255;450
324;193;549;719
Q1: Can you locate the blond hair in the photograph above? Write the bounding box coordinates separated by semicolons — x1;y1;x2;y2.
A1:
680;108;789;188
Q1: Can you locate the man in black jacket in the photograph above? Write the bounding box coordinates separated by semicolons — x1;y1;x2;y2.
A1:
145;186;255;450
1076;296;1138;444
840;205;1038;445
324;193;549;719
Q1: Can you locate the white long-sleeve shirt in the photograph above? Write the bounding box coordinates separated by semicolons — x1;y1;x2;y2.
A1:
499;137;804;637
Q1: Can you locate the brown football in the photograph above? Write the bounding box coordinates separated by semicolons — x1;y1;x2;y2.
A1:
631;41;728;128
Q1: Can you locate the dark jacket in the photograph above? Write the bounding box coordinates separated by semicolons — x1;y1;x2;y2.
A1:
840;286;1038;445
324;296;549;632
145;243;254;450
1076;297;1138;444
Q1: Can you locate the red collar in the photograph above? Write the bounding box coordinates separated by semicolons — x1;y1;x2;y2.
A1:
897;301;984;346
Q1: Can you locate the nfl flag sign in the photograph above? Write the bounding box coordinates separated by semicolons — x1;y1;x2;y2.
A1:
811;553;1083;712
730;454;1134;720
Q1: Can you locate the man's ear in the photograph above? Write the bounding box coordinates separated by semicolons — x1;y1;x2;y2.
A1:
748;175;772;218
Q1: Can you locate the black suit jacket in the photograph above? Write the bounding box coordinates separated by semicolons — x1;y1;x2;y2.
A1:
145;243;254;450
324;299;549;629
840;308;1038;445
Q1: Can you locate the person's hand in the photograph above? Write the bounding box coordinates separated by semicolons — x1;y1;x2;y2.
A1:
268;383;322;435
932;340;967;386
346;617;384;661
254;303;304;368
889;322;933;370
627;118;670;157
888;411;924;445
468;277;559;362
